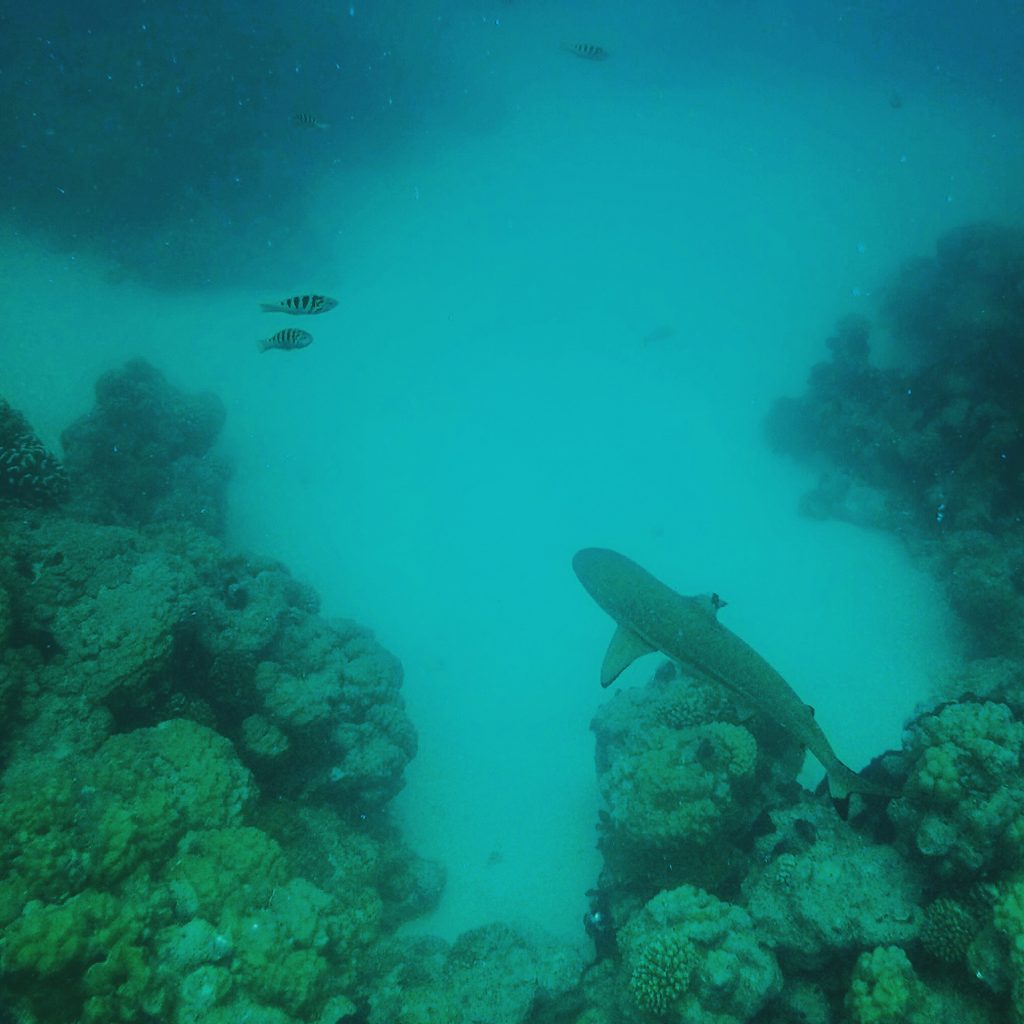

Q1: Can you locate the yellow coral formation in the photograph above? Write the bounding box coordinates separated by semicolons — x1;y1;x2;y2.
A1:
702;721;758;778
599;722;759;847
910;745;963;804
890;700;1024;876
845;946;921;1024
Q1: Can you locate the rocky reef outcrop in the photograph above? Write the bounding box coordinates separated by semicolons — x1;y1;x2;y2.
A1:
0;368;441;1024
61;359;230;534
765;223;1024;665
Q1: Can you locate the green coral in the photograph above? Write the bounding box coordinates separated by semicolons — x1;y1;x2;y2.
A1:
629;933;697;1016
618;885;780;1024
845;947;923;1024
888;701;1024;878
598;721;759;848
992;880;1024;1017
921;896;982;963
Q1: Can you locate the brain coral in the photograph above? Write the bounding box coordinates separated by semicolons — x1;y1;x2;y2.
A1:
617;885;781;1024
887;700;1024;878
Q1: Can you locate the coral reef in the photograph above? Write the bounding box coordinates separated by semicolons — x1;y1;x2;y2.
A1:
0;397;69;506
11;214;1024;1024
884;700;1024;879
366;923;585;1024
882;222;1024;367
0;381;438;1024
616;885;781;1024
61;359;229;534
590;662;803;905
575;218;1024;1020
765;225;1024;662
742;800;925;970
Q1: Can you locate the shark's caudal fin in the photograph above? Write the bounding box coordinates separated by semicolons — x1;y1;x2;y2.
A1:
826;762;896;820
600;626;656;688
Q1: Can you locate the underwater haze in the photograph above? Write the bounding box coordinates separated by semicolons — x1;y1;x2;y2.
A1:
4;1;1024;1020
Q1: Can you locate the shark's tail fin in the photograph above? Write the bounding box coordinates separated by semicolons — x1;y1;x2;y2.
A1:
826;763;895;820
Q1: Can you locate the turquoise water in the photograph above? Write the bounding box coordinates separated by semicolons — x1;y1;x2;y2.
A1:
3;1;1024;1016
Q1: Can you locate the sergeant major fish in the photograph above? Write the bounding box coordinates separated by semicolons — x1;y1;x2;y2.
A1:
260;294;338;315
562;41;609;60
293;113;329;129
259;328;312;354
572;547;894;814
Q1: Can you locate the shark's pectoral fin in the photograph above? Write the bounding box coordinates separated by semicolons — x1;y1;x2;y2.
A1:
600;626;657;688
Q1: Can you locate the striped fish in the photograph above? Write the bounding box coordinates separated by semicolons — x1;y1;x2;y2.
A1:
562;41;609;60
260;294;338;315
293;113;329;129
259;328;313;354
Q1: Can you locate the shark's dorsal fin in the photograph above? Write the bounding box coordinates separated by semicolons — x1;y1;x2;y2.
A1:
600;626;656;688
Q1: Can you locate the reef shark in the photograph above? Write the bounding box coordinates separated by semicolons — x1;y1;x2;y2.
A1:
572;547;891;809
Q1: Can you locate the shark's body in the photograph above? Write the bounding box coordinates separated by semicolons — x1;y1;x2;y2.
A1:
572;547;890;805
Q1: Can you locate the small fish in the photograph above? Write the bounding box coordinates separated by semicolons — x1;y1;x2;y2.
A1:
260;294;338;315
293;113;329;129
259;328;312;354
562;41;609;60
642;324;676;345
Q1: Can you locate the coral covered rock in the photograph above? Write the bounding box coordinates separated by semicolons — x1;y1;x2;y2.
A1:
765;227;1024;660
742;801;923;970
366;923;584;1024
61;359;229;533
591;664;802;901
845;946;923;1024
0;396;69;506
0;507;417;811
886;700;1024;879
617;885;781;1024
0;366;432;1024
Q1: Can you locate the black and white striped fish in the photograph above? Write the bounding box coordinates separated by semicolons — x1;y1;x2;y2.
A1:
293;113;329;129
562;41;609;60
259;328;313;354
259;294;338;315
